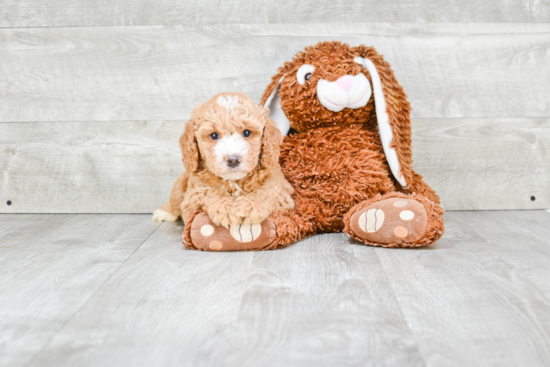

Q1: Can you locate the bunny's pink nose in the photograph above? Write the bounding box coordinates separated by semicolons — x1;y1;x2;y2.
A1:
335;75;355;92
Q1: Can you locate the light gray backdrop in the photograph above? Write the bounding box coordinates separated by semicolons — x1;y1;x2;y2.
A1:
0;1;549;213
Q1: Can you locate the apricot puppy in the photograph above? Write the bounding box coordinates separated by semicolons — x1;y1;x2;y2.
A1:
153;92;294;250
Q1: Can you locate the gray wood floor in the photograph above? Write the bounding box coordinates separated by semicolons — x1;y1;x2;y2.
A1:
1;211;550;367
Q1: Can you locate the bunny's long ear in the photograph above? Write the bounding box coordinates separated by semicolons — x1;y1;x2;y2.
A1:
354;50;412;188
260;75;290;136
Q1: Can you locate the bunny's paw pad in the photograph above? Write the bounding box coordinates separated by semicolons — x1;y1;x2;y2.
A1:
350;198;428;245
187;212;275;251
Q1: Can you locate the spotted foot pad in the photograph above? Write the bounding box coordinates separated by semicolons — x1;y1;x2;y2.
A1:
188;212;276;251
350;198;428;245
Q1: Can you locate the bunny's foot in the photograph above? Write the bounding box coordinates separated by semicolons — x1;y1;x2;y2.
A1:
344;193;444;248
182;211;277;251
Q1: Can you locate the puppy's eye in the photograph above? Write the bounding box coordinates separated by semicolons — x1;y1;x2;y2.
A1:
297;64;315;85
242;130;251;138
210;132;219;140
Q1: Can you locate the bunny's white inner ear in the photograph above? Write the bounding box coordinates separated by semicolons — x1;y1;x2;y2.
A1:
263;76;290;136
354;56;407;188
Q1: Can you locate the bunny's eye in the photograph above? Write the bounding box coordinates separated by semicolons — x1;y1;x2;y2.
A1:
210;132;219;140
297;64;315;85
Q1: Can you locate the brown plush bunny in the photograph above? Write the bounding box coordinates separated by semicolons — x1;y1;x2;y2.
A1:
258;41;445;248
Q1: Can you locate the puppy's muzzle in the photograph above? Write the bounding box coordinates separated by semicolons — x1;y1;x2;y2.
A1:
226;155;241;168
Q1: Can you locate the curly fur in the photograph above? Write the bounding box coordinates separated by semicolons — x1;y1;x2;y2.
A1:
154;92;294;228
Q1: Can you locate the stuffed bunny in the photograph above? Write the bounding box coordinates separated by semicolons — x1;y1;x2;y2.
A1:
258;41;445;248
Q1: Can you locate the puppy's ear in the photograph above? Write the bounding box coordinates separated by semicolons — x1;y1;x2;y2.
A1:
354;46;412;188
179;119;200;173
260;69;291;136
260;115;284;170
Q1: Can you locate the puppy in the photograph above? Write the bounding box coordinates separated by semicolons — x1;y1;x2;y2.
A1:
153;92;294;228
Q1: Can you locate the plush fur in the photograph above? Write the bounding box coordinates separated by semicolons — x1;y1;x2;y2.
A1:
154;92;294;230
258;41;445;248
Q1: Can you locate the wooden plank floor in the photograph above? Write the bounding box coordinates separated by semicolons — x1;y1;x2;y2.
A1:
1;211;549;367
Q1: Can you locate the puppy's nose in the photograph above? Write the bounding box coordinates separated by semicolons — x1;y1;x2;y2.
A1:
335;75;355;92
226;155;241;168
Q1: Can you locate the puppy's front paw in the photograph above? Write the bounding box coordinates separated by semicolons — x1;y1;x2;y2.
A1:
234;200;271;225
279;193;295;211
241;207;271;225
206;207;240;228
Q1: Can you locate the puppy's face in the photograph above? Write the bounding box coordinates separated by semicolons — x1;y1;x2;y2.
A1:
194;95;265;181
